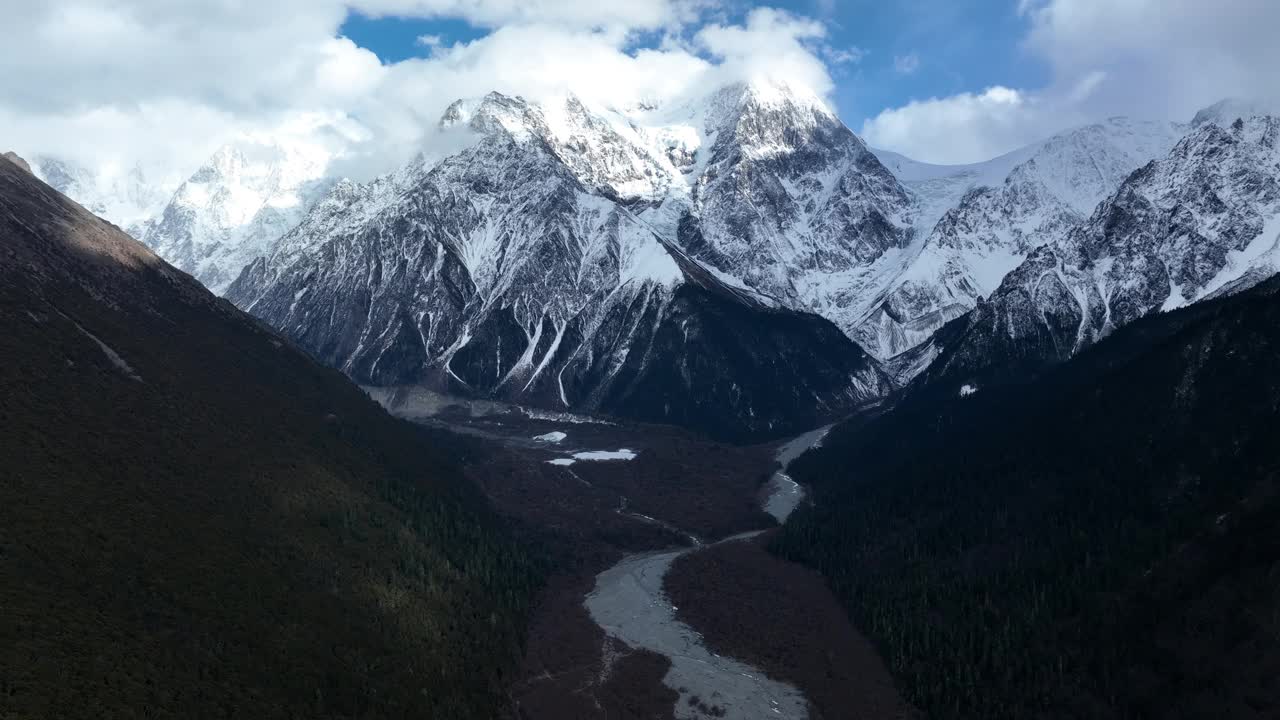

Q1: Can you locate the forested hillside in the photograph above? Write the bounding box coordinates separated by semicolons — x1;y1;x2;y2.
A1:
0;154;540;719
774;276;1280;719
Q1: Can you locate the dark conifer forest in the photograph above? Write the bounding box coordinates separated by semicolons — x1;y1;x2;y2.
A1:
774;277;1280;719
0;156;541;719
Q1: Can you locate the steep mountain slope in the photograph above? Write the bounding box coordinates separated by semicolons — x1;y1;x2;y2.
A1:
857;118;1185;359
775;274;1280;720
916;112;1280;390
0;153;537;719
228;91;890;441
2;151;30;172
141;137;335;293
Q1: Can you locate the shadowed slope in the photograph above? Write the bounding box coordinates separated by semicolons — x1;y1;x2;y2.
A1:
0;153;538;720
775;273;1280;719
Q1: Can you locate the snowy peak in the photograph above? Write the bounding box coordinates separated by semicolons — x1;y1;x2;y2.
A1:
631;77;919;347
439;91;679;203
1191;97;1280;129
702;79;835;131
143;135;336;293
693;79;853;170
540;94;678;202
439;91;547;142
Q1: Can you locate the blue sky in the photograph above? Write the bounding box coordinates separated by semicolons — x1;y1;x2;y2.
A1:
339;0;1050;128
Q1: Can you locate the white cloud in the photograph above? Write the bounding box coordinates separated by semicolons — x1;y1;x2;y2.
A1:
866;0;1280;163
0;2;842;183
892;52;919;75
695;8;835;96
1022;0;1280;119
349;0;696;31
862;86;1073;164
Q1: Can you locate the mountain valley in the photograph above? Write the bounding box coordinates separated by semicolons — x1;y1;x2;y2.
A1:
8;47;1280;720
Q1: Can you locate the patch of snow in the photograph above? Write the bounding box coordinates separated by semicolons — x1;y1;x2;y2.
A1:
533;431;568;443
522;408;614;425
959;384;979;397
1161;280;1188;311
618;227;684;286
63;315;143;382
572;448;637;461
547;458;576;466
1195;212;1280;300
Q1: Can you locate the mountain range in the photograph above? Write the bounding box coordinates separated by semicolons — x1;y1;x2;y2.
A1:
33;83;1280;438
916;112;1280;393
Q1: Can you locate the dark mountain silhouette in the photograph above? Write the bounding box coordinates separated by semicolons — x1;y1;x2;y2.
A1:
0;152;538;720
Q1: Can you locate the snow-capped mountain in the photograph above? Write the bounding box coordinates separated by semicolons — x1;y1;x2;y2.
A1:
856;117;1186;359
431;82;921;344
40;74;1263;437
632;82;920;342
30;156;180;239
227;89;890;440
140;138;336;293
916;110;1280;391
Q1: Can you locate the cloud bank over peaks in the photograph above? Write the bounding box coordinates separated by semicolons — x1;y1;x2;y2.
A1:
864;0;1280;163
0;2;846;185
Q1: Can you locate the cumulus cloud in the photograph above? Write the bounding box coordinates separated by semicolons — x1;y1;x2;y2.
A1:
862;87;1072;164
865;0;1280;163
1;0;387;175
0;1;842;182
694;8;837;96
